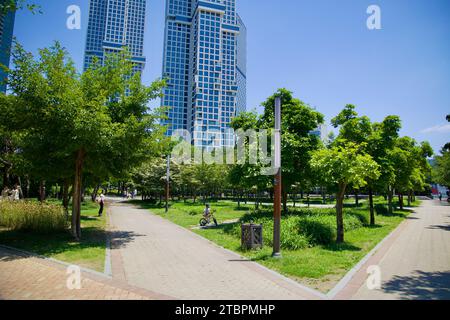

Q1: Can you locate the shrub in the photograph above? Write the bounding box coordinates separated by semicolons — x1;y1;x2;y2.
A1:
227;207;365;249
0;201;68;233
228;216;310;250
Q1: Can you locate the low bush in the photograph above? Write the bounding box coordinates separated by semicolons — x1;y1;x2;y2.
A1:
226;208;366;249
0;201;68;233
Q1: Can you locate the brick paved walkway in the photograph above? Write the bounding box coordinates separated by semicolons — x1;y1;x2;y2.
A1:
336;200;450;300
108;202;325;300
0;246;173;300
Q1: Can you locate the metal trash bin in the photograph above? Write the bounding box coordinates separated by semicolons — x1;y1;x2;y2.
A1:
241;223;263;250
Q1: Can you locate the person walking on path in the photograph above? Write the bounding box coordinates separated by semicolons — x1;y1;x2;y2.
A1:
439;192;443;201
97;194;105;217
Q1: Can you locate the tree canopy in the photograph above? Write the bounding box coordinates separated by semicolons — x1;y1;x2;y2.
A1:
4;41;167;239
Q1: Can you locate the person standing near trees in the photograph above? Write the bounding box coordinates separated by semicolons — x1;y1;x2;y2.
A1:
8;185;20;201
97;194;105;217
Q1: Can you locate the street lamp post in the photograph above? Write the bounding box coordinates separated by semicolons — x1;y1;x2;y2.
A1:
273;97;282;258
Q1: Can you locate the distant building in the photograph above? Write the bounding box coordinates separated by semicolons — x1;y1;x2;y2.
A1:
161;0;247;148
310;124;329;143
84;0;147;75
236;14;246;115
0;5;16;93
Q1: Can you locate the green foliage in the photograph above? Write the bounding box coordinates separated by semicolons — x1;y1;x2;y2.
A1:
0;201;68;233
389;137;433;194
433;150;450;188
311;143;380;189
0;0;41;15
133;157;229;199
5;41;167;238
331;104;373;148
298;214;363;245
226;208;365;249
260;89;325;191
230;89;325;201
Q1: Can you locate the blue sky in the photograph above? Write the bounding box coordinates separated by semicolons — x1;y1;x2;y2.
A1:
13;0;450;154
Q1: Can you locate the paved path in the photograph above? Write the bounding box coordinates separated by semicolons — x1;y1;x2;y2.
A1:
108;202;325;300
0;246;172;300
341;200;450;300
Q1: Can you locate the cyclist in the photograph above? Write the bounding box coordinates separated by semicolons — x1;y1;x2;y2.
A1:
203;203;211;218
203;204;218;227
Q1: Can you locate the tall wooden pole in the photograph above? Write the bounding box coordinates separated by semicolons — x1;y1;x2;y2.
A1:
165;155;170;213
273;97;282;258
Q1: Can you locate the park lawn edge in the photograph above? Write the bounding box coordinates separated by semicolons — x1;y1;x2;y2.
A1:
143;199;415;293
0;200;107;273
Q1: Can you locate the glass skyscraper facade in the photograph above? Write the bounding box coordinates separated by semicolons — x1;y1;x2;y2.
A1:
0;4;16;93
236;13;246;115
162;0;247;148
84;0;146;74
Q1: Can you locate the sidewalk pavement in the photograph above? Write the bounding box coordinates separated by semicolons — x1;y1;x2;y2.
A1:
108;202;325;300
0;245;173;300
337;200;450;300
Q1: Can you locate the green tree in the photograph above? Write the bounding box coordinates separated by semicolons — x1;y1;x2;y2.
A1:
251;89;324;212
366;116;401;224
230;110;271;207
388;137;433;210
433;150;450;188
331;104;373;147
311;143;380;243
434;115;450;187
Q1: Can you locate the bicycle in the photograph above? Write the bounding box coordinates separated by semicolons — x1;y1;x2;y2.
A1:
199;209;218;227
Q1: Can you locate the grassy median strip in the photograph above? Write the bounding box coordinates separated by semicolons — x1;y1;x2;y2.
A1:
137;198;413;293
0;200;106;272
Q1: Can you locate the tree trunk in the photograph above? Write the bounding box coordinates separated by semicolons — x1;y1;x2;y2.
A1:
17;177;24;199
407;191;412;207
336;183;346;244
355;190;359;206
369;187;375;226
293;192;296;208
388;187;394;214
25;177;30;198
91;185;100;202
62;179;70;214
322;187;326;204
399;193;404;210
71;149;85;241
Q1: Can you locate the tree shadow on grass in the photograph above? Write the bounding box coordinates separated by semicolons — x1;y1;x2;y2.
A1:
374;204;409;218
0;226;144;262
322;242;362;252
364;224;383;229
0;227;106;260
233;206;252;211
382;271;450;300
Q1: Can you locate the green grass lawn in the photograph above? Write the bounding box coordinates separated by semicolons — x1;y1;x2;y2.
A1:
135;197;413;293
0;200;107;272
